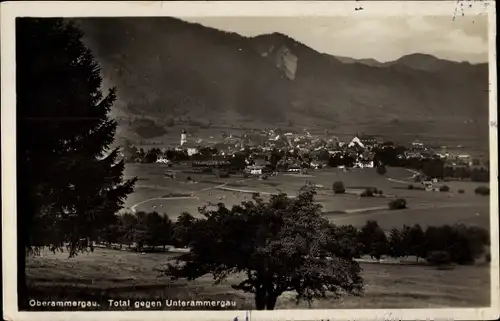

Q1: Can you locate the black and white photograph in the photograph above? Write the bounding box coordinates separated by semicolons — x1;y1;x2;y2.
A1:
2;1;498;321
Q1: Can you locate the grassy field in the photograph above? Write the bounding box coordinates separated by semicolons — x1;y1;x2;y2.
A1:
25;248;490;310
26;163;491;310
123;164;490;230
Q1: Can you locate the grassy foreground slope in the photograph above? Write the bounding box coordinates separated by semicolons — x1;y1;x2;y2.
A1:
26;248;490;310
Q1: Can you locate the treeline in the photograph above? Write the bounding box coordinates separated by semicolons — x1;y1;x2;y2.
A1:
98;212;489;266
355;221;489;265
374;148;489;182
122;146;220;164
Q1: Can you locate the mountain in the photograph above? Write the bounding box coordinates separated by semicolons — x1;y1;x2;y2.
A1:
333;56;385;67
75;17;489;149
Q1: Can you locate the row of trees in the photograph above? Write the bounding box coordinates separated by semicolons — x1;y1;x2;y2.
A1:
101;210;489;267
356;220;489;264
374;148;489;182
99;211;175;250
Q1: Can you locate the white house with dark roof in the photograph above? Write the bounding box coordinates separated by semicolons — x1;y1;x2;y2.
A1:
182;143;199;156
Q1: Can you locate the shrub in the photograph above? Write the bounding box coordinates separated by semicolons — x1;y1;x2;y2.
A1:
376;165;387;175
426;251;452;266
408;184;414;190
389;198;407;210
439;185;450;192
361;187;377;197
475;186;490;196
333;181;346;194
458;189;465;194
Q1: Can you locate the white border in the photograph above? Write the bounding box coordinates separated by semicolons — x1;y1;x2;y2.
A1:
1;1;498;321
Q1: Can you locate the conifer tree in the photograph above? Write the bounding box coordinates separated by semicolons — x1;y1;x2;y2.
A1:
16;18;137;307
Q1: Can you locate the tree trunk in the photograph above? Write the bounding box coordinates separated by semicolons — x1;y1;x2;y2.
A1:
18;239;27;310
254;287;266;310
265;294;278;310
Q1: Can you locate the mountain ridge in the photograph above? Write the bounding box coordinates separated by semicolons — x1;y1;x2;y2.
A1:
74;17;489;147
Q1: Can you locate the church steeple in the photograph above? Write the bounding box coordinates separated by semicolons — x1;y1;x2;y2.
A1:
180;129;187;146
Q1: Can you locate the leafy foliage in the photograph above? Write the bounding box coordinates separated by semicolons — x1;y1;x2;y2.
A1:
376;165;387;176
360;187;378;197
475;186;490;196
332;181;346;194
426;251;452;266
388;198;407;210
357;221;388;260
439;185;450;192
164;186;364;310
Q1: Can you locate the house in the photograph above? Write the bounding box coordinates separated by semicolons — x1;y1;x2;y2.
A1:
245;165;263;175
421;180;433;189
348;137;365;149
181;143;199;156
156;157;171;164
412;140;424;148
358;134;378;146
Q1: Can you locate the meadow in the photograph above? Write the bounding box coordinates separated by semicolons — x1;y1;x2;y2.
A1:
123;164;490;230
25;164;491;310
26;248;490;310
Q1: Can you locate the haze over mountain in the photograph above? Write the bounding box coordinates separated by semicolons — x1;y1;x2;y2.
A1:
75;17;489;148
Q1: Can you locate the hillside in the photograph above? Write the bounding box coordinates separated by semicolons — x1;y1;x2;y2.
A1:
74;17;489;148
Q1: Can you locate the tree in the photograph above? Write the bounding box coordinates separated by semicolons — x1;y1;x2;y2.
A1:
439;185;450;192
388;228;406;258
448;224;490;265
474;186;490;196
407;224;427;261
133;211;149;250
16;18;137;306
173;212;197;247
376;165;387;176
426;251;452;266
159;215;174;250
333;181;346;194
389;198;407;210
119;212;139;248
142;150;158;163
164;186;363;310
358;221;389;260
100;214;121;246
145;212;164;250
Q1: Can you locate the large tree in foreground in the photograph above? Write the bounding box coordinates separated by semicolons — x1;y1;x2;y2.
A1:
166;186;364;310
16;18;137;307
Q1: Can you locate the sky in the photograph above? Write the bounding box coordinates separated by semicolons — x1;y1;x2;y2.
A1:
184;16;488;63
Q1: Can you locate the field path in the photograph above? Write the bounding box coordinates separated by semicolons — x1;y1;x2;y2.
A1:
130;196;200;213
387;178;412;184
131;178;250;213
330;202;487;223
386;169;421;185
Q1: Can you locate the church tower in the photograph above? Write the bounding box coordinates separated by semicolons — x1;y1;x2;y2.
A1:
180;129;187;146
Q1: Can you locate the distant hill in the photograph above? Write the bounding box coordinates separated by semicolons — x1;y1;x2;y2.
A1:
75;17;489;148
333;56;385;67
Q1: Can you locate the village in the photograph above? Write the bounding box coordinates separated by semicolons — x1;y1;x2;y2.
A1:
119;127;489;188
